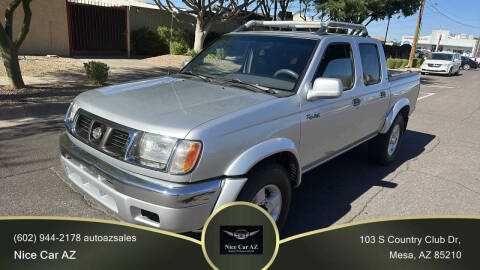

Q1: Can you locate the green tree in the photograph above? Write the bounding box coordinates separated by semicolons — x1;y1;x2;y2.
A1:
0;0;33;89
154;0;261;52
315;0;422;26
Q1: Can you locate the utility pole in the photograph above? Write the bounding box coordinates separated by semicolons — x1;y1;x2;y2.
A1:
384;17;391;44
408;0;427;68
474;38;480;59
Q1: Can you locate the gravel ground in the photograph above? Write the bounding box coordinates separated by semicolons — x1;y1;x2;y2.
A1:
144;54;191;69
0;56;84;77
0;55;185;106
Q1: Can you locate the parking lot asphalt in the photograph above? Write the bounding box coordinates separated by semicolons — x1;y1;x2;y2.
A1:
1;69;479;238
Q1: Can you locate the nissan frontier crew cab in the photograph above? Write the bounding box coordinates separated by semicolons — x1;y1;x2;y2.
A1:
60;21;420;232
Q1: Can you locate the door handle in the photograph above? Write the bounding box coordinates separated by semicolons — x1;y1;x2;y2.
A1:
352;98;361;107
380;91;386;98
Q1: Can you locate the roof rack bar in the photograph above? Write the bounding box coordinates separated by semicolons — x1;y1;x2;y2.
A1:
317;21;368;36
233;20;369;37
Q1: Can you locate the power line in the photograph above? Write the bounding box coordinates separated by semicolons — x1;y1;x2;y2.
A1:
430;0;480;24
426;0;480;29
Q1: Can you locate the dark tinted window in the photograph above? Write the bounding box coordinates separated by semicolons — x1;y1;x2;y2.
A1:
315;43;355;90
359;44;381;85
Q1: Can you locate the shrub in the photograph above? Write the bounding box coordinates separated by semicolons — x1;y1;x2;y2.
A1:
393;59;402;69
412;58;424;68
84;61;109;85
205;53;218;60
157;26;194;52
173;29;194;48
131;27;168;56
157;26;171;44
387;58;424;69
170;41;188;55
184;50;198;57
387;58;395;69
215;48;226;59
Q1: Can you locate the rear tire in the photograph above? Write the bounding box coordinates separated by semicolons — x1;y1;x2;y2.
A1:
369;114;406;166
237;162;292;230
464;64;470;70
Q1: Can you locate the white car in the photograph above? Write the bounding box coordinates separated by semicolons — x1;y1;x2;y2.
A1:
421;52;462;76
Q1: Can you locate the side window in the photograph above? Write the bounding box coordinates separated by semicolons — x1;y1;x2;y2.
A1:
314;43;355;91
359;44;381;85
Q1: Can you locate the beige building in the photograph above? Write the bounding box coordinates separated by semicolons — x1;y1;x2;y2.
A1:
0;0;70;56
0;0;243;57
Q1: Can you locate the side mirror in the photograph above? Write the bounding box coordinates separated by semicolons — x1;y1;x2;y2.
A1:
307;78;343;101
183;60;190;67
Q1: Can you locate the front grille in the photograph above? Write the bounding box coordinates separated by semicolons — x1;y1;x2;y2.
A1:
428;64;441;67
75;114;93;140
105;129;129;155
73;110;135;158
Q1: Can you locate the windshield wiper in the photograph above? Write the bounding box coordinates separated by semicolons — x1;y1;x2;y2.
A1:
179;71;212;82
222;78;277;94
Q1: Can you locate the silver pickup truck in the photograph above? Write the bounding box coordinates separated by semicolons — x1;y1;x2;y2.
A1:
59;21;420;232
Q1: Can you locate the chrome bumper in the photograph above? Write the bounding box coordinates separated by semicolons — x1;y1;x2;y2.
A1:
59;132;226;232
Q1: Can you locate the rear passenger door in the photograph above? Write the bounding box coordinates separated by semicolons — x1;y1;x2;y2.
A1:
300;37;364;168
353;41;389;138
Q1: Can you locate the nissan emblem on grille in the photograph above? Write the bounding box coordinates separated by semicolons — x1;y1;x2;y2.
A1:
92;127;103;140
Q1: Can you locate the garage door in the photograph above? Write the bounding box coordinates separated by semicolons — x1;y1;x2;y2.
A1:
67;1;128;56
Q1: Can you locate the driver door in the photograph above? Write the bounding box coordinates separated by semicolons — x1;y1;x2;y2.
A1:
300;37;364;169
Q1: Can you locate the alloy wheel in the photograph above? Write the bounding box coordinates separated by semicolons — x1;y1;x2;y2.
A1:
388;124;401;156
251;184;282;221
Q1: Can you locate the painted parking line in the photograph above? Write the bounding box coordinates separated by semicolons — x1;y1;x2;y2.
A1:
417;92;435;101
421;84;454;89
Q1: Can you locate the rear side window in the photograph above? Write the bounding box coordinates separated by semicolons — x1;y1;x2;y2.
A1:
315;43;355;90
359;44;381;85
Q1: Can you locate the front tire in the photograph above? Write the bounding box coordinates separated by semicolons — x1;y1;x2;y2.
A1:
369;114;406;165
464;64;470;70
236;162;292;230
448;67;453;76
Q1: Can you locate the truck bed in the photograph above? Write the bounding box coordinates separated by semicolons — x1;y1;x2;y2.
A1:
388;69;419;82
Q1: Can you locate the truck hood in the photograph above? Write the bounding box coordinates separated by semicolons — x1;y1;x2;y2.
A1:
75;77;274;138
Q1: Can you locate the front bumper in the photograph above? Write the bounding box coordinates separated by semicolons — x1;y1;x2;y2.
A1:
59;133;241;232
421;66;449;74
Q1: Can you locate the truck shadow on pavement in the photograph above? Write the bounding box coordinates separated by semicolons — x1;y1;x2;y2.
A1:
282;130;436;238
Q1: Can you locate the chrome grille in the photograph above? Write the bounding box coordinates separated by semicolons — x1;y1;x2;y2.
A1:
73;110;137;158
428;64;441;67
75;114;92;140
105;129;129;154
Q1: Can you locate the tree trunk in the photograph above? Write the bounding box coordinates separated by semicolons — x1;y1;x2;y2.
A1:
2;48;25;89
193;18;209;52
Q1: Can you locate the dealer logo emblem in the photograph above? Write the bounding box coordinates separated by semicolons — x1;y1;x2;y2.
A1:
223;229;260;240
220;225;263;254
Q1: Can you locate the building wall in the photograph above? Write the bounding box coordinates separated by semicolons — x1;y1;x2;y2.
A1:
129;7;242;34
0;0;70;56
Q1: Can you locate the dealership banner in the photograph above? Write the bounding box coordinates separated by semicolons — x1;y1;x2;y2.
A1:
0;203;478;269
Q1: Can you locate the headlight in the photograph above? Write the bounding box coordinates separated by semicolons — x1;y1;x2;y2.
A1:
135;133;202;174
65;102;79;129
136;133;177;170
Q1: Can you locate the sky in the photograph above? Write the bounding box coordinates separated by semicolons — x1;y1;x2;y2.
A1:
367;0;480;41
147;0;480;41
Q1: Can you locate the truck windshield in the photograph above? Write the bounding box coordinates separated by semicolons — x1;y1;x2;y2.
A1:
428;53;453;61
182;35;318;92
